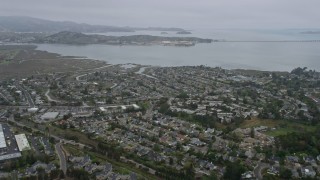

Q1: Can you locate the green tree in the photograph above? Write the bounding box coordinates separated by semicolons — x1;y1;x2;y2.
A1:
279;167;292;179
202;171;218;180
183;161;195;180
250;127;255;138
223;161;246;180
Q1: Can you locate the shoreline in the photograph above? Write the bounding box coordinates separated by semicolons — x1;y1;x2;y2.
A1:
0;44;315;75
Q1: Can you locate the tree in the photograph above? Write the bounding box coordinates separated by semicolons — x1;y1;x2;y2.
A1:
106;97;113;104
176;92;189;99
279;167;292;179
183;161;195;180
176;142;182;151
13;113;21;120
59;170;65;179
49;169;60;179
45;126;50;137
169;157;174;165
223;161;246;180
202;171;218;180
153;144;161;152
159;103;170;114
250;127;255;138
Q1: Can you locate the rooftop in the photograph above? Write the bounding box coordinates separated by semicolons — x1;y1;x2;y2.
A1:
0;124;6;149
15;134;31;151
41;112;59;120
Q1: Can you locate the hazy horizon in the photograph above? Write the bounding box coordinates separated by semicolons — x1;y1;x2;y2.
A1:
1;0;320;29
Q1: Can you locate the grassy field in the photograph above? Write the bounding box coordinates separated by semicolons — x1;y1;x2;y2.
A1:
0;45;107;80
240;118;317;136
49;125;99;148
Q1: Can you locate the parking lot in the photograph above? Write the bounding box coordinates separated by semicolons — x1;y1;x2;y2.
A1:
0;124;21;160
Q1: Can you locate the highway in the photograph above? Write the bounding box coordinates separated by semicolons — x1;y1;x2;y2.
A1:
219;40;320;43
16;83;35;107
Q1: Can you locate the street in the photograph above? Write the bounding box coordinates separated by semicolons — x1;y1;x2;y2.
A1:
55;142;67;174
254;162;270;180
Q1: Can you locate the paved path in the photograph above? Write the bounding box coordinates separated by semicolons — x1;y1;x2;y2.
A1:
254;162;270;180
0;92;9;102
135;67;158;80
45;89;61;103
110;83;118;89
55;143;67;174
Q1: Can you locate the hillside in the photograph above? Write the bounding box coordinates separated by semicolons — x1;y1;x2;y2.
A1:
0;16;185;33
35;31;213;45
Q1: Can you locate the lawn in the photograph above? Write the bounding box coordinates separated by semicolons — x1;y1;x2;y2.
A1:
240;118;317;137
49;126;98;148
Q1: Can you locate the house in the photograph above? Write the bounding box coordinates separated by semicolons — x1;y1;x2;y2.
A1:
190;138;206;146
136;147;150;157
25;161;56;176
301;166;316;178
245;149;256;159
84;163;100;174
303;156;316;164
241;171;255;179
69;155;92;169
130;172;137;180
267;166;279;176
286;156;299;164
95;163;113;180
40;137;54;156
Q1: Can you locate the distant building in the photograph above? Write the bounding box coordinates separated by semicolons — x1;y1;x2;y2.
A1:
41;112;59;121
132;104;140;110
27;108;39;113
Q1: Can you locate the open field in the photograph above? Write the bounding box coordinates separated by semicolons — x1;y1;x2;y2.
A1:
0;45;107;80
49;125;99;148
240;117;318;136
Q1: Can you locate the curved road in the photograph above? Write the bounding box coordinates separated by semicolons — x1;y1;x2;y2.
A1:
254;162;270;180
45;89;61;103
55;143;67;174
135;67;158;80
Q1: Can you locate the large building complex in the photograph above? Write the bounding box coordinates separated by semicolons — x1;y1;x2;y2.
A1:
0;124;21;161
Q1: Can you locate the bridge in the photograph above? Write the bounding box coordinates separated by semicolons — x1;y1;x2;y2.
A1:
217;40;320;43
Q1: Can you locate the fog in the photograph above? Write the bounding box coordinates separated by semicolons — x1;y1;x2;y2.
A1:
0;0;319;29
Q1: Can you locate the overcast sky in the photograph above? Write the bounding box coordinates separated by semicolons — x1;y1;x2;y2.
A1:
0;0;319;29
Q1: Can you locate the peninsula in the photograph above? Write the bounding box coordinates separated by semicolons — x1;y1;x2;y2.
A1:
0;31;213;46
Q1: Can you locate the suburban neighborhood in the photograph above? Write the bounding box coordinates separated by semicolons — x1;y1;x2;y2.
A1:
0;64;319;179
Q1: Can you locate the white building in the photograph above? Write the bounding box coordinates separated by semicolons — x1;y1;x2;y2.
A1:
41;112;59;121
0;124;7;152
15;134;31;151
27;107;39;113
